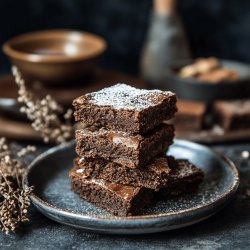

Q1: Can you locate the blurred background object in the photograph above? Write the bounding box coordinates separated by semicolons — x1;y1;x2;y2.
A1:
3;30;106;86
1;0;250;142
165;59;250;103
1;0;250;75
140;0;191;83
170;100;206;131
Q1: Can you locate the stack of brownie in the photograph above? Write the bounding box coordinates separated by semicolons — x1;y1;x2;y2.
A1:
70;83;204;216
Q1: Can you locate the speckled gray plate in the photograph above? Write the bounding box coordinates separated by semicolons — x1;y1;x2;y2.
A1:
23;140;239;235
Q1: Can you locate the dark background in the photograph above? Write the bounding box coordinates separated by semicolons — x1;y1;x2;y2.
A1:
1;0;250;75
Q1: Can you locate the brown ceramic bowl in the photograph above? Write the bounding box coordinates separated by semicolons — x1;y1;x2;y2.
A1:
3;30;107;85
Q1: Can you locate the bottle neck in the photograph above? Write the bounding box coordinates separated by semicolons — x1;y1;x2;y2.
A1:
153;0;176;15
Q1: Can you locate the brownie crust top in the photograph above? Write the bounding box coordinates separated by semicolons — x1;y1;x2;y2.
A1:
73;83;175;111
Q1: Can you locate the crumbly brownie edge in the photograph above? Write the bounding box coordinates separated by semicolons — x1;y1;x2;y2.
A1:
73;156;172;190
74;105;141;134
139;94;177;134
70;168;154;216
73;93;177;134
70;176;129;216
75;124;174;168
160;175;204;198
159;158;205;198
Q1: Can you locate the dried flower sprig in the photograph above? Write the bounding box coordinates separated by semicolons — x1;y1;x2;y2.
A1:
12;66;74;144
0;138;35;234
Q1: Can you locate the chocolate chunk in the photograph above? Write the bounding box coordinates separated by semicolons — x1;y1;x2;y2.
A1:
75;123;174;168
73;83;177;134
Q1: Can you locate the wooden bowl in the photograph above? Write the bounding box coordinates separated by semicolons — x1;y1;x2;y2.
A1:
163;59;250;104
3;30;107;85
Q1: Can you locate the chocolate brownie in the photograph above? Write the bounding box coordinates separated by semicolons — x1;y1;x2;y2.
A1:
170;100;206;131
73;83;177;134
160;157;204;197
75;123;174;168
69;166;154;216
73;155;172;190
214;99;250;131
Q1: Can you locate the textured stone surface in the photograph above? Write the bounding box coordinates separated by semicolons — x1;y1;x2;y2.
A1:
0;142;250;249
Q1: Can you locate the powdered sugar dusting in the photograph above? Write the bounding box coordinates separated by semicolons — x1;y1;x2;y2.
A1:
76;168;84;174
86;83;173;111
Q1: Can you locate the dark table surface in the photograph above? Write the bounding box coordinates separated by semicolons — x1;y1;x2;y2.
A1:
0;141;250;250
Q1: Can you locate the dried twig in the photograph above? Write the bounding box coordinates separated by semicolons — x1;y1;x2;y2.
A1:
3;66;75;234
12;66;74;144
0;138;35;234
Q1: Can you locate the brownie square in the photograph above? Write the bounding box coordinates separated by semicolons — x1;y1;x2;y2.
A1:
73;83;177;134
171;100;206;131
69;166;154;216
73;155;172;190
160;157;204;197
214;99;250;131
75;123;174;168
